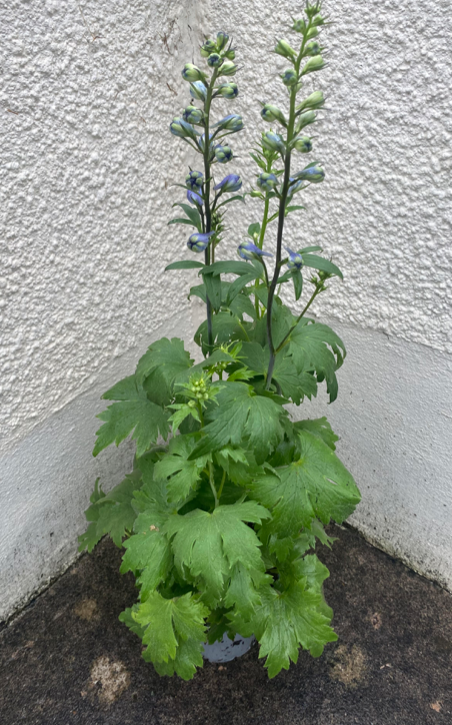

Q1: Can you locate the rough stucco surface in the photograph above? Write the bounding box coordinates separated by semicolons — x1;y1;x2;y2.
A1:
208;0;452;352
0;0;208;620
0;0;207;453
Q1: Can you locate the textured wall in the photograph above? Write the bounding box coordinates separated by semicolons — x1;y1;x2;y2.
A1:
1;0;207;454
205;0;452;586
0;0;208;620
208;0;452;352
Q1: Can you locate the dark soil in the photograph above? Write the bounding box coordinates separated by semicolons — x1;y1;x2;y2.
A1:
1;525;451;725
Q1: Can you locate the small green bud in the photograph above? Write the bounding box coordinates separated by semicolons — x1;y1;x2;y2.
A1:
281;68;298;87
216;82;238;99
200;39;217;57
274;39;297;62
203;393;209;400
208;53;222;68
312;15;325;27
294;110;316;133
188;400;196;408
293;136;312;153
250;189;263;198
217;31;229;50
292;18;306;33
182;63;205;82
219;61;237;76
224;48;235;60
301;55;325;76
304;40;321;56
297;91;325;112
261;103;287;126
306;27;319;39
262;131;286;154
305;4;322;20
183;105;204;125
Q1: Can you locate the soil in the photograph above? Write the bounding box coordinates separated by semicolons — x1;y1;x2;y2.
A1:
1;524;451;725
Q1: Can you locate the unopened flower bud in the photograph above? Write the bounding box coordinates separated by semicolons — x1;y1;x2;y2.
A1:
187;190;203;206
216;31;229;50
187;231;215;253
182;63;205;82
292;18;306;33
274;38;297;61
183;105;204;125
293;136;312;153
238;242;273;261
301;55;325;75
285;247;303;270
304;40;321;56
312;15;325;27
216;82;238;99
224;48;235;60
306;26;319;39
214;114;244;132
186;170;204;190
200;38;217;57
214;144;233;163
256;172;278;192
294;110;316;133
170;118;199;141
281;68;298;87
207;53;222;68
214;174;242;193
261;104;287;126
262;131;285;154
219;61;237;76
297;91;325;112
250;189;263;198
293;164;325;183
190;81;208;101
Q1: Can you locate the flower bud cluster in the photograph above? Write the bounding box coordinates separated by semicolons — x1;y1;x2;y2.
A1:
214;144;233;163
197;31;237;76
189;376;209;401
186;170;204;190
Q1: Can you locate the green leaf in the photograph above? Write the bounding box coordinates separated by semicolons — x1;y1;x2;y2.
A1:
136;337;193;405
300;245;322;253
215;194;246;210
164;502;270;606
285;204;305;214
247;222;261;238
250;430;361;538
165;260;205;271
288;322;345;403
93;381;169;458
201;269;222;312
292;270;303;301
120;512;172;599
194;311;246;355
189;382;286;464
250;582;337;677
273;355;317;403
202;260;254;277
168;217;200;228
224;563;271;617
228;292;256;321
301;254;343;279
119;605;146;638
294;417;339;451
171;202;202;231
133;591;208;679
154;435;209;503
226;272;260;305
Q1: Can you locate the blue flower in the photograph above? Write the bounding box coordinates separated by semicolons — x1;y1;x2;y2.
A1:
187;231;215;253
292;165;325;183
285;247;303;270
238;241;273;261
214;174;242;193
214;144;233;163
190;81;208;101
187;190;203;206
214;114;244;132
186;170;204;190
256;172;278;192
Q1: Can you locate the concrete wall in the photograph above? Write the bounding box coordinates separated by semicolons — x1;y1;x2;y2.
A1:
1;0;451;621
207;0;452;587
0;0;207;621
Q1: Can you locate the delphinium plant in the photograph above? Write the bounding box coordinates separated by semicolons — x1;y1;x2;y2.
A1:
80;1;361;680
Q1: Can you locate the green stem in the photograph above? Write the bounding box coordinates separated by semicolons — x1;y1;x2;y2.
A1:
209;461;219;508
217;470;226;501
254;160;272;319
275;283;323;353
203;69;219;353
265;25;311;389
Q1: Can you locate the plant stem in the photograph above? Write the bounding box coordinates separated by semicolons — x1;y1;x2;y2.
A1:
254;160;272;319
265;25;311;388
208;461;219;508
275;282;323;353
203;69;218;353
217;470;226;501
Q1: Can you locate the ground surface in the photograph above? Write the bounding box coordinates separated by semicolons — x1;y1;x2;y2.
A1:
1;525;451;725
